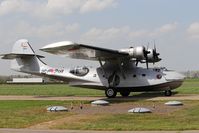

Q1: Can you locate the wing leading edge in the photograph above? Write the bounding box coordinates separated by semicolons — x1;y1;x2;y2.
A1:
40;41;129;61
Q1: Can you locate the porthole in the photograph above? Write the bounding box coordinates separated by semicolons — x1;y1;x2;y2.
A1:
142;74;146;77
156;74;162;79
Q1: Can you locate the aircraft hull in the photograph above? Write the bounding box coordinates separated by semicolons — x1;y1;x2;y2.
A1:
70;80;183;92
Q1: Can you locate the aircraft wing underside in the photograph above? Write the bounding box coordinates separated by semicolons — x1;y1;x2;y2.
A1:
40;41;129;61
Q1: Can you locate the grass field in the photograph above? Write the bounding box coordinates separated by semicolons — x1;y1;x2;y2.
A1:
56;104;199;131
0;100;66;128
0;79;198;96
0;79;198;130
53;101;199;131
0;84;104;96
174;78;199;94
0;100;86;128
0;100;198;130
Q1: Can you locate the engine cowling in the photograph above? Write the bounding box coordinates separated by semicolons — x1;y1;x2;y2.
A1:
131;46;146;59
119;46;148;60
119;45;161;69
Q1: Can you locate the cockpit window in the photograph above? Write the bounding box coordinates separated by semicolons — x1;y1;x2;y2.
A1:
69;66;89;76
153;67;171;72
161;67;170;71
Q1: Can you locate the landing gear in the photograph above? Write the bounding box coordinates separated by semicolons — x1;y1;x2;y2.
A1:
164;90;172;96
120;91;130;97
105;88;117;98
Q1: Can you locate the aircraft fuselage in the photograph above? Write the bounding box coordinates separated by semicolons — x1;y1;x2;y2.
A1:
39;62;184;94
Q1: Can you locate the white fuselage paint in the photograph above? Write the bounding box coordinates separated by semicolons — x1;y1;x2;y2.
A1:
38;63;185;92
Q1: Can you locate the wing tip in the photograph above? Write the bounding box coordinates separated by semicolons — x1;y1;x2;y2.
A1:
41;41;75;50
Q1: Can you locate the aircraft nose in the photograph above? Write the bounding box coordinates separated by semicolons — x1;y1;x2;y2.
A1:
163;71;185;89
175;72;185;81
164;71;185;81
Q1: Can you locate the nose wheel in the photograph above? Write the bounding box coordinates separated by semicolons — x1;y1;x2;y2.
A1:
105;88;117;98
164;90;172;96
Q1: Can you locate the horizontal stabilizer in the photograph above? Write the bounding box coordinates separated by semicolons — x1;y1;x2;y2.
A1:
1;53;45;60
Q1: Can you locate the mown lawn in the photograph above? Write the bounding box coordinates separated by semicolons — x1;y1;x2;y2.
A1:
0;100;85;128
175;78;199;94
0;100;198;130
54;101;199;130
0;78;198;96
0;84;104;96
0;79;198;130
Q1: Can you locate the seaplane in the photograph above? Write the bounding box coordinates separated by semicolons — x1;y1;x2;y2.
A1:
1;39;185;98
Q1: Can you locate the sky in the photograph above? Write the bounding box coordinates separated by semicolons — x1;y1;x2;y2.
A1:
0;0;199;75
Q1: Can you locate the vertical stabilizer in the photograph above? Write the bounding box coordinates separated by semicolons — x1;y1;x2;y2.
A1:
1;39;46;74
12;39;35;55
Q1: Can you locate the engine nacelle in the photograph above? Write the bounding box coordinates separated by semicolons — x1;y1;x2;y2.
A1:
131;46;146;59
119;46;146;60
119;45;161;67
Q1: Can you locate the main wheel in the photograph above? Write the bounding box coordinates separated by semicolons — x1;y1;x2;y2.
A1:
105;88;117;98
120;91;130;97
164;90;172;96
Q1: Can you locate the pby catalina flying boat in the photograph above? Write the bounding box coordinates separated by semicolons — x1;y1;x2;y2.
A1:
1;39;185;98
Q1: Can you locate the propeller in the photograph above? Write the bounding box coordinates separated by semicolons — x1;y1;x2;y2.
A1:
135;41;161;68
143;46;150;69
152;41;160;64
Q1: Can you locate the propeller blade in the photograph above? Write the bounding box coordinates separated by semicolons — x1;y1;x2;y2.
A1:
147;42;149;50
152;41;160;64
142;46;150;69
146;61;149;69
145;51;149;69
136;60;139;66
145;53;149;69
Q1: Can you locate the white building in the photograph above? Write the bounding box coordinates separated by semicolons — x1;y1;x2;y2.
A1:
7;78;44;84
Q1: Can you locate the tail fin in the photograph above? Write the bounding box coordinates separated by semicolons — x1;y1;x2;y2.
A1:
1;39;46;74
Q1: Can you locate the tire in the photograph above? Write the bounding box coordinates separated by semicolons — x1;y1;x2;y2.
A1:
120;91;130;97
105;88;117;98
164;90;172;96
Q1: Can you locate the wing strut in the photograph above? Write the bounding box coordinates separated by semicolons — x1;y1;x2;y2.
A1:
98;58;108;79
118;61;126;79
